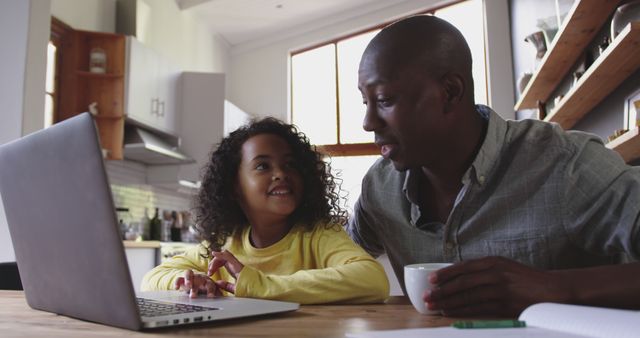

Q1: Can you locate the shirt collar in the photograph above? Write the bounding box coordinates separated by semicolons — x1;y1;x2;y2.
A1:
467;104;507;186
403;104;507;199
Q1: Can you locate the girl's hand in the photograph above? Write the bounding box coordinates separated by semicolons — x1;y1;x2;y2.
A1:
174;269;220;298
207;250;244;294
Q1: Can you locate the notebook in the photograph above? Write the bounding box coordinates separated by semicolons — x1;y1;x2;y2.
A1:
0;113;299;330
346;302;640;338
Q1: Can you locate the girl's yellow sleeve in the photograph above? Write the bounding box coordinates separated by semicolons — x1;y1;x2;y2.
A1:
235;226;390;304
140;244;221;291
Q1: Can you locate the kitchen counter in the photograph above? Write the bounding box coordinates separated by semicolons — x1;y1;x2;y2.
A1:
123;240;162;249
122;241;198;291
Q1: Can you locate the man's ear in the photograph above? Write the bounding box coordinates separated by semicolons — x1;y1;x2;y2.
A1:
442;73;465;107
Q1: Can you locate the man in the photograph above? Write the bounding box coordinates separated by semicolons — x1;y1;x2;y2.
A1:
348;15;640;317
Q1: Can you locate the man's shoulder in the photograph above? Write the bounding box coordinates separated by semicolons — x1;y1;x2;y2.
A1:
504;118;605;155
363;157;406;184
365;157;401;177
360;157;408;206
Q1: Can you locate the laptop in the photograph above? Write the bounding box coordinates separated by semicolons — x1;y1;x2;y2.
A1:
0;113;299;330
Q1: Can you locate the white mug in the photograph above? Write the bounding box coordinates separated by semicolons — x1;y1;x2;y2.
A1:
404;263;452;315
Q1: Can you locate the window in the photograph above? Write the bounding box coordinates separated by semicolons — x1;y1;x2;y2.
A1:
290;0;486;212
291;30;379;155
44;41;57;128
435;0;486;104
47;17;71;128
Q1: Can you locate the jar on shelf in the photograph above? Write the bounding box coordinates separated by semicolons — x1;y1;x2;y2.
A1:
611;0;640;41
524;31;547;67
89;47;107;73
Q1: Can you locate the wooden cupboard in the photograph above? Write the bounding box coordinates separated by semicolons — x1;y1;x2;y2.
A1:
58;30;126;160
58;31;182;160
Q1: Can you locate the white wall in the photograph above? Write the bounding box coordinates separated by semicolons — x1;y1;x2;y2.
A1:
51;0;116;33
22;1;52;136
51;0;229;74
484;0;515;119
0;0;51;263
228;0;514;121
134;0;230;73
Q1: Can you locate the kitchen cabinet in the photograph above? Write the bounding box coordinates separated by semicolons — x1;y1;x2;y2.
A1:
125;36;180;135
514;0;640;162
58;31;183;161
123;241;160;292
147;72;251;188
224;100;252;136
58;30;126;160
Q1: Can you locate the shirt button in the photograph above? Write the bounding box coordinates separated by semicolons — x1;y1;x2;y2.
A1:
446;242;455;250
478;175;485;184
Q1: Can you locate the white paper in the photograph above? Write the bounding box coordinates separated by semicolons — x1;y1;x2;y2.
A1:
520;303;640;338
346;327;588;338
346;303;640;338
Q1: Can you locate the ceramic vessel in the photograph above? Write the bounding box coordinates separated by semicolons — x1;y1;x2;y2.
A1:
89;47;106;73
518;72;533;94
525;31;547;61
611;0;640;40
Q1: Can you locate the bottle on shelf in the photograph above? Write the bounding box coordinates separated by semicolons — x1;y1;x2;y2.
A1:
170;211;182;242
118;219;126;240
149;207;162;241
141;207;150;240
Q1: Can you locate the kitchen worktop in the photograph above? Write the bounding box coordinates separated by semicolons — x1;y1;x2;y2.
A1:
123;241;199;249
122;240;161;249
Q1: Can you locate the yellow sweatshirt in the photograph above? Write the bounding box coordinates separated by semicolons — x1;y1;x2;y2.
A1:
141;223;389;304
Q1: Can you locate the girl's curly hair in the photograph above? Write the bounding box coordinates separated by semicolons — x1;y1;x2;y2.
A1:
194;117;346;253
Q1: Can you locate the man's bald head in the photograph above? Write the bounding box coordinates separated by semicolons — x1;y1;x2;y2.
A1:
361;15;474;102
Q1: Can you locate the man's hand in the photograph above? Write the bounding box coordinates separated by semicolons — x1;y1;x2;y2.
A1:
424;256;570;317
174;269;220;298
207;250;244;294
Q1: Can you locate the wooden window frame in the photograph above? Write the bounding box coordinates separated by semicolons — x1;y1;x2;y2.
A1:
289;2;464;157
50;17;73;124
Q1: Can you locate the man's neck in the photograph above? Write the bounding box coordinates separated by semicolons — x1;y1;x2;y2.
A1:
417;105;488;222
423;106;487;186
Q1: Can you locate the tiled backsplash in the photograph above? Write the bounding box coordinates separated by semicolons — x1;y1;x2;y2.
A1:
105;160;193;224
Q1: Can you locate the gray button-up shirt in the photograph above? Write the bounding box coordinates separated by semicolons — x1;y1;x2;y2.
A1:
347;105;640;289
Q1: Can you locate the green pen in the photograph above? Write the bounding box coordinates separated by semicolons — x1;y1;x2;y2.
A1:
452;320;526;329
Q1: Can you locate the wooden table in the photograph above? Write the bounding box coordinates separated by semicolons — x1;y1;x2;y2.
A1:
0;291;456;337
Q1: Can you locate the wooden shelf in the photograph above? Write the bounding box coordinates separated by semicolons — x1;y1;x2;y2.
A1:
58;29;126;160
514;0;621;110
544;22;640;129
607;128;640;162
94;116;124;160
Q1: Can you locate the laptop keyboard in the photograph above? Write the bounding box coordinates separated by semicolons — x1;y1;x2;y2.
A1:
137;297;219;317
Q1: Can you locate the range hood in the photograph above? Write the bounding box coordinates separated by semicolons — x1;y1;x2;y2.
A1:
123;124;194;165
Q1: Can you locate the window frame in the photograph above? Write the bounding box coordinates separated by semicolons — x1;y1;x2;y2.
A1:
49;17;72;125
289;1;467;157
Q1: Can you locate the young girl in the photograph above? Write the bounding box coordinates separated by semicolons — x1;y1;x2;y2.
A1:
141;117;389;304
